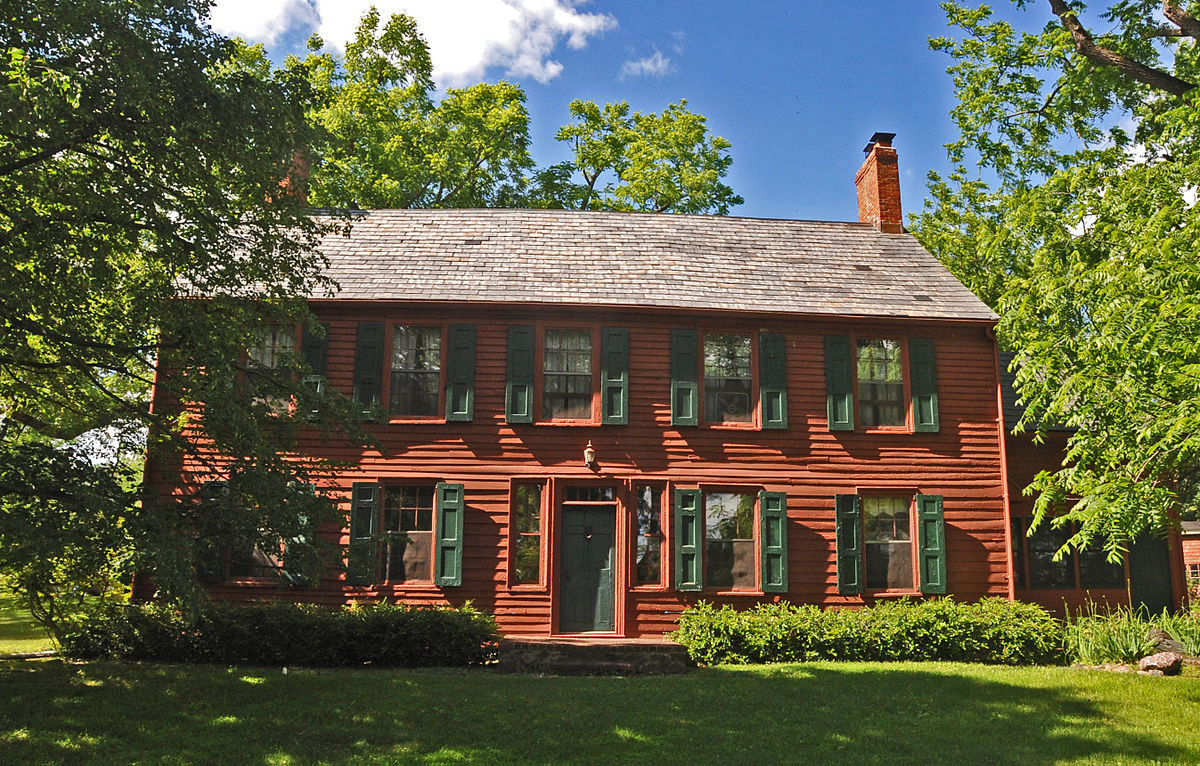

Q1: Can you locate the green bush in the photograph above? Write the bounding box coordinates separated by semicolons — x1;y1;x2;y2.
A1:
1155;605;1200;656
1062;603;1159;665
60;601;499;667
671;598;1064;666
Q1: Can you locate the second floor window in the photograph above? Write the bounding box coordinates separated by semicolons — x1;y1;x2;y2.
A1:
856;339;904;427
390;326;441;416
543;329;592;420
704;334;753;424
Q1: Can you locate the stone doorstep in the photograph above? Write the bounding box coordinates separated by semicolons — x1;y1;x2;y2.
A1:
495;637;694;676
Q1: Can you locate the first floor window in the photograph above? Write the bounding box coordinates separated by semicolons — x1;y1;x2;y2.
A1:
705;491;755;589
1011;516;1124;590
704;333;752;423
635;485;664;586
543;329;593;419
856;339;904;427
381;485;435;583
513;483;544;584
863;496;913;590
835;493;945;596
390;325;441;416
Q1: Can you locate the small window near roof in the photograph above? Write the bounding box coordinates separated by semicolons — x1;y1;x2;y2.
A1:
856;339;904;427
704;334;752;423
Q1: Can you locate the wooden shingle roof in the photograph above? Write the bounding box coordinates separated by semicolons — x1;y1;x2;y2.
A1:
315;209;997;321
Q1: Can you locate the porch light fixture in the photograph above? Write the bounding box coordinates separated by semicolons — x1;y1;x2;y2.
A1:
583;441;598;469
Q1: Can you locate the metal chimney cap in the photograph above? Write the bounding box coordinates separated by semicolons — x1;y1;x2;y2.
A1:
862;131;897;154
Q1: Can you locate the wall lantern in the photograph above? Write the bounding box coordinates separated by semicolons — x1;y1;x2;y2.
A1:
583;441;598;470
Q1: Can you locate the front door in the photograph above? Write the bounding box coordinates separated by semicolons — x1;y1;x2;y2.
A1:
558;488;616;632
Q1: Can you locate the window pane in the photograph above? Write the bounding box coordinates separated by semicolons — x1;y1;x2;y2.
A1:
1027;521;1073;589
228;541;282;578
1078;544;1125;589
636;486;663;585
1011;516;1027;590
543;329;592;419
390;326;441;416
705;492;755;589
381;485;435;583
514;535;540;584
856;339;904;427
864;496;913;589
513;483;543;584
566;486;615;502
704;334;752;423
515;484;542;533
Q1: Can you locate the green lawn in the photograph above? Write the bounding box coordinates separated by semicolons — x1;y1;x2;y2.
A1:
0;588;53;655
2;660;1199;764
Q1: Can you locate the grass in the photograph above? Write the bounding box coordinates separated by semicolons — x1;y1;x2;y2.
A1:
2;660;1200;764
0;587;53;655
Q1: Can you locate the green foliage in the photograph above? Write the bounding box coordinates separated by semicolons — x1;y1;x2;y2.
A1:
1063;604;1161;664
60;601;499;667
0;0;364;628
671;598;1064;666
532;99;743;214
910;1;1200;552
1155;603;1200;656
294;10;741;214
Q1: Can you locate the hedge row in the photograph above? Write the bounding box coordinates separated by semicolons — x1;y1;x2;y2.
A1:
61;601;499;667
671;598;1064;665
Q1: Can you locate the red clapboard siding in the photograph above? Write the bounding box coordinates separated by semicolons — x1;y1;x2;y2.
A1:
140;302;1012;637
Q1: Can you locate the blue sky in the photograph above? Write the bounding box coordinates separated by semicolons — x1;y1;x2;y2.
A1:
208;1;1034;223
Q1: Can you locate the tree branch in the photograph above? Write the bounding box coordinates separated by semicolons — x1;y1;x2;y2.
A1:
1163;1;1200;39
1048;0;1194;95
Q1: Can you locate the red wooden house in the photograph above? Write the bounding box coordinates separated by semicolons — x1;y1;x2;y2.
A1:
144;135;1025;637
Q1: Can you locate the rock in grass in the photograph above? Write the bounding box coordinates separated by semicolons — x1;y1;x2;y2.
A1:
1138;651;1183;676
1146;627;1185;654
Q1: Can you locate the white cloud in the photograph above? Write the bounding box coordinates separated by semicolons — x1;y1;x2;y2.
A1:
208;0;317;45
207;0;616;86
620;49;672;79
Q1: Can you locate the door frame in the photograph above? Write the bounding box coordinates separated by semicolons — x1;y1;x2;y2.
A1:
550;478;628;635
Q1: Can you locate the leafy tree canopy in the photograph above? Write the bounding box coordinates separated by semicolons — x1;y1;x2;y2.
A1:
0;0;357;630
295;10;741;214
911;0;1200;556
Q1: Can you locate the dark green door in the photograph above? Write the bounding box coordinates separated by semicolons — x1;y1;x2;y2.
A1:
559;506;616;632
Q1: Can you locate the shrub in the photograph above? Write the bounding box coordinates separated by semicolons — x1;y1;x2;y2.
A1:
60;601;499;667
1061;603;1160;666
1155;605;1200;656
671;598;1063;666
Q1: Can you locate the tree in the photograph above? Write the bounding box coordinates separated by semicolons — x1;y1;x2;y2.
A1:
0;0;356;632
295;9;534;210
911;0;1200;558
532;98;743;214
295;10;741;215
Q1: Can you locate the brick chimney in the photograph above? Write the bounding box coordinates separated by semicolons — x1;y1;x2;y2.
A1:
855;132;903;233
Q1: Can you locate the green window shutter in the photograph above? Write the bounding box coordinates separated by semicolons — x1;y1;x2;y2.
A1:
909;338;940;433
917;494;947;595
347;482;379;585
505;325;535;424
300;323;329;421
353;323;384;409
600;328;629;425
674;488;702;591
435;482;465;587
759;332;788;430
835;494;862;595
445;324;476;422
759;491;789;593
670;329;698;427
825;336;854;431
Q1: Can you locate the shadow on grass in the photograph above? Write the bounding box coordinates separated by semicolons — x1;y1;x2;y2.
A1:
2;660;1198;764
